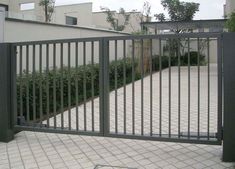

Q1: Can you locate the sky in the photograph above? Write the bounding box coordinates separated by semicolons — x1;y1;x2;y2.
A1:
54;0;226;20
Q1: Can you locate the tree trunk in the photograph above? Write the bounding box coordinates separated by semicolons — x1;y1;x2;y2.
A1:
45;5;48;22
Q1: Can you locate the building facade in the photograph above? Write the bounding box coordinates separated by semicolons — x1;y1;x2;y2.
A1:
224;0;235;18
0;0;145;33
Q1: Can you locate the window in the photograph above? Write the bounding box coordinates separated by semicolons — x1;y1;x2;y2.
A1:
20;3;35;11
66;16;77;25
198;28;204;33
209;27;223;32
0;4;9;11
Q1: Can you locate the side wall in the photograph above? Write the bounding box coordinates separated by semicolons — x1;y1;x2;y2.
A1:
4;18;129;42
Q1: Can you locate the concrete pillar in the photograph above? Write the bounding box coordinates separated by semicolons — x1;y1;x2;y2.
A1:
223;33;235;162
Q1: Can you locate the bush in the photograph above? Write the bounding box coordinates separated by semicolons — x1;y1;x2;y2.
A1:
17;58;140;121
151;51;206;71
180;51;206;66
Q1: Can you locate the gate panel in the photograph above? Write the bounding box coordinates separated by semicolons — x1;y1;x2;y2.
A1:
104;34;222;144
14;38;103;136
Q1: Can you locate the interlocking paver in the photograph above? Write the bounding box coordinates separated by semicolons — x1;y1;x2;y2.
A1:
1;65;235;168
0;131;235;168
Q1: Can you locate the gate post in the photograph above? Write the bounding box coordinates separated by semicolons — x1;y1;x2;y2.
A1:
223;33;235;162
0;43;16;142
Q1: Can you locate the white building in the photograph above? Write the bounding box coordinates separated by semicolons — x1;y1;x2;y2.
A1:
224;0;235;18
0;0;146;33
92;11;149;33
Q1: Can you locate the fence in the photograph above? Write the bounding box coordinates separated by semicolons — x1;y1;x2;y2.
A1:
1;33;235;162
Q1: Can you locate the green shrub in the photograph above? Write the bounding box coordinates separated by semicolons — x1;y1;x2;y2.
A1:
151;51;206;71
17;58;140;121
180;51;206;66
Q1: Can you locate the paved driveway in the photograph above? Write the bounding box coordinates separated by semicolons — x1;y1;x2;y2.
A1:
45;64;219;138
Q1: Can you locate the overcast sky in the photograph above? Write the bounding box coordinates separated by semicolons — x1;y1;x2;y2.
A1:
55;0;225;20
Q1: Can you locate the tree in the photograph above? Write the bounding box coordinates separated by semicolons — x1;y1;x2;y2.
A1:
131;1;152;33
154;0;200;58
101;7;130;31
155;13;166;22
154;0;199;33
226;12;235;32
39;0;55;22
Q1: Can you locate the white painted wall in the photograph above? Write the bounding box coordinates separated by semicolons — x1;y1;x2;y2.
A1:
52;3;93;27
0;7;5;42
4;18;130;73
225;0;235;17
92;12;145;33
4;18;128;42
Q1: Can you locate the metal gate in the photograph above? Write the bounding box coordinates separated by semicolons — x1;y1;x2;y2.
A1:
12;33;222;145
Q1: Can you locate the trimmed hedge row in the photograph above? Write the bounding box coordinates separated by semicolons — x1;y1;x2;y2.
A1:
152;51;206;71
17;58;140;121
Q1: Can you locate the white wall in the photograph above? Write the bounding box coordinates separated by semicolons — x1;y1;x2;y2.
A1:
0;7;5;42
92;12;144;33
225;0;235;17
4;18;129;42
52;3;93;27
4;18;130;73
0;0;10;6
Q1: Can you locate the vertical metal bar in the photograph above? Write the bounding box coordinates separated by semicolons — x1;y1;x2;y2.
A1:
99;39;110;135
46;44;50;128
141;39;144;136
60;43;64;129
39;45;43;126
75;42;79;131
91;41;95;132
11;45;17;130
83;41;87;131
197;38;200;139
207;38;210;140
150;39;153;136
32;45;36;122
123;40;126;134
188;38;191;139
178;38;181;138
169;39;172;137
19;46;23;118
115;40;118;134
53;43;57;129
68;42;71;130
159;38;162;137
217;36;222;142
26;45;29;122
132;40;135;135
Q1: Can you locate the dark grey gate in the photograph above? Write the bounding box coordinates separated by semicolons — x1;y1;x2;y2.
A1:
1;33;223;145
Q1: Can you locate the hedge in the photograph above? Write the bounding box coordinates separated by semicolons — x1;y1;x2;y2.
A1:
17;58;141;121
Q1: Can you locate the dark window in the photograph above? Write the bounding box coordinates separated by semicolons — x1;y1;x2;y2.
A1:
66;16;77;25
0;4;9;11
198;28;204;32
209;27;223;32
